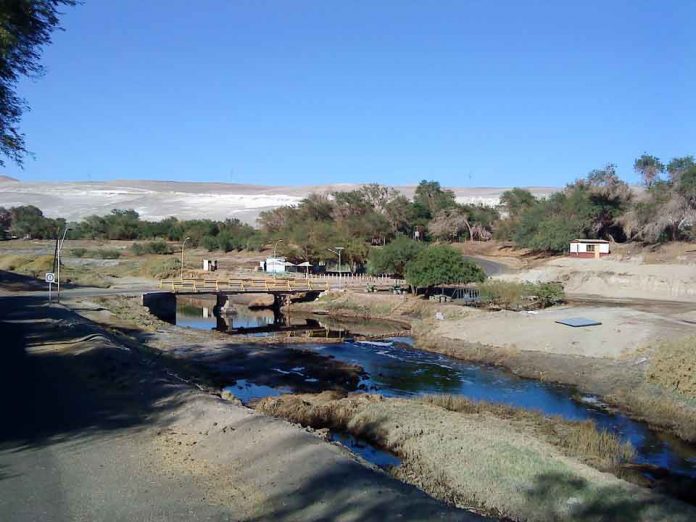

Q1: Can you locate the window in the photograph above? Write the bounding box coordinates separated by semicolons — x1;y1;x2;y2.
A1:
586;244;595;252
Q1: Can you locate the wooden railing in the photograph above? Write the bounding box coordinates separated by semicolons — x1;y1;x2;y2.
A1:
158;277;330;293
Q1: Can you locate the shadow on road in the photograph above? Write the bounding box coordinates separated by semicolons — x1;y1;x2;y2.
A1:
0;295;183;449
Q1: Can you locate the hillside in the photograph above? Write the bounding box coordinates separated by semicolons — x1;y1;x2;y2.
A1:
0;179;557;224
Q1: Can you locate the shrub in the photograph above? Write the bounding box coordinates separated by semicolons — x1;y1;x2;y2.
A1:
478;281;564;309
70;247;87;258
405;245;486;292
143;257;181;278
91;248;122;259
131;241;173;255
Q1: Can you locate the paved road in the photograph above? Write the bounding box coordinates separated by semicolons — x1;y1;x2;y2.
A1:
462;256;508;276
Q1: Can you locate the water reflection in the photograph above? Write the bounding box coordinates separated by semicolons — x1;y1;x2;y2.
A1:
304;340;696;478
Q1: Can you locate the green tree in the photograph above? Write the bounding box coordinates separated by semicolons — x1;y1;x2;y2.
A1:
499;188;537;219
1;0;76;165
368;236;424;277
634;154;665;187
413;180;457;219
405;245;485;293
667;156;696;182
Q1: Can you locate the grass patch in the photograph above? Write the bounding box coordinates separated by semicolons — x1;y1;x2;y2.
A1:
141;257;181;278
648;336;696;399
420;394;634;471
256;393;686;520
131;241;173;255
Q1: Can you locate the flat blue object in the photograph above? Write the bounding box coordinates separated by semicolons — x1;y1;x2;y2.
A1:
555;317;602;328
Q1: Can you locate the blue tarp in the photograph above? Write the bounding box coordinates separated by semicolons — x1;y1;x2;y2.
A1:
555;317;602;328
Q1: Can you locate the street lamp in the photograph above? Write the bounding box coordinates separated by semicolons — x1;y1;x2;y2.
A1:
56;226;71;303
327;246;344;286
181;236;191;279
272;239;284;278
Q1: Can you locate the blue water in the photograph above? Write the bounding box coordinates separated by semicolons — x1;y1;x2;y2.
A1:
301;339;696;478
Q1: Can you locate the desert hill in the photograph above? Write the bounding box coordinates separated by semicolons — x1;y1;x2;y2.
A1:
0;179;557;224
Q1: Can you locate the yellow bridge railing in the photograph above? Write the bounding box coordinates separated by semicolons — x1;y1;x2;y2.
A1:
158;277;330;293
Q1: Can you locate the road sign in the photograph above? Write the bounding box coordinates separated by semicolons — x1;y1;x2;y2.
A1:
45;272;55;283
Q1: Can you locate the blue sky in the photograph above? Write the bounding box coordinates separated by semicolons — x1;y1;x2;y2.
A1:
4;0;695;187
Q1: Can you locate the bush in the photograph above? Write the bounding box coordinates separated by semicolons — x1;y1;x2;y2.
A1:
131;241;173;255
478;281;564;309
91;248;122;259
143;257;181;278
70;247;87;258
405;245;486;292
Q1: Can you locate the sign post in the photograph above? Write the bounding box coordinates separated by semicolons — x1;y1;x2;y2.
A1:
45;272;55;303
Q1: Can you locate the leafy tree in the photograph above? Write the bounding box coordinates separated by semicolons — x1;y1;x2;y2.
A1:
667;156;696;182
428;207;472;241
634;154;665;187
0;206;11;238
1;0;76;166
499;188;537;219
368;236;424;277
405;245;485;292
413;180;457;219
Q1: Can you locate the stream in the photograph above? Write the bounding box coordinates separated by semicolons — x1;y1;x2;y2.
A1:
175;299;696;479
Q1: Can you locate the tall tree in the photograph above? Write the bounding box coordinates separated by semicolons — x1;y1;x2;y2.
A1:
633;154;665;187
666;156;696;182
1;0;75;165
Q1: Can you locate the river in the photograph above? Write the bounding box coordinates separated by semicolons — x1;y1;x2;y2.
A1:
175;299;696;480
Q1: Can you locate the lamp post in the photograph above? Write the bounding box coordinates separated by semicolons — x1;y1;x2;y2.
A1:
56;226;71;303
181;236;190;279
327;246;344;287
272;239;284;278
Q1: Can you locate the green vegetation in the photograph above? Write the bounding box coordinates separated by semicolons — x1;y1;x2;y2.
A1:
0;1;76;166
367;236;423;277
478;281;564;309
131;240;172;255
405;245;486;292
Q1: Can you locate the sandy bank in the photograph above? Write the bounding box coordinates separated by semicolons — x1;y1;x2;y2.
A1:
497;257;696;302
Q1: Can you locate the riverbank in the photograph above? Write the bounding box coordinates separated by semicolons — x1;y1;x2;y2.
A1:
0;294;471;520
290;291;696;442
257;391;695;520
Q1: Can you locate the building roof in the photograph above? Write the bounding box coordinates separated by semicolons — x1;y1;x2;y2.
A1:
570;239;609;244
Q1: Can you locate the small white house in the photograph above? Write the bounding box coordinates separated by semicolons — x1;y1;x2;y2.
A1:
260;257;296;274
569;239;610;258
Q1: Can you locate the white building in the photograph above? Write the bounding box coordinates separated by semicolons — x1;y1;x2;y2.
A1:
260;257;295;273
569;239;610;258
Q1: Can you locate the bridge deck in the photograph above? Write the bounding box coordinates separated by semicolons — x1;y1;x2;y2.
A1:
158;277;329;293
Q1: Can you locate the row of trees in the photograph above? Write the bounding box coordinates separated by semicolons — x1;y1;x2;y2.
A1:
2;152;694;259
0;206;264;252
257;181;499;269
499;154;696;251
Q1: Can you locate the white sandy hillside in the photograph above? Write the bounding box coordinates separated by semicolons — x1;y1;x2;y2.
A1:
0;179;557;224
496;256;696;303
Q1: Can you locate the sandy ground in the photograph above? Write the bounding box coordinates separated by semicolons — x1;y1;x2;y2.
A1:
497;256;696;302
0;295;474;521
432;304;694;359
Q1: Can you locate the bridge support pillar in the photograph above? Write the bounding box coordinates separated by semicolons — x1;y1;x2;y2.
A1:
142;292;176;323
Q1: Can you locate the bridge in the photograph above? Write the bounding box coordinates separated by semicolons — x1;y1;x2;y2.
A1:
158;277;330;294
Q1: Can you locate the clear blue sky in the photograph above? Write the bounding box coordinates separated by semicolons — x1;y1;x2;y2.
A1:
4;0;695;187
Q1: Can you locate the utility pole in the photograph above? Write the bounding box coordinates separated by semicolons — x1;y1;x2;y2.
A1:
56;226;71;303
327;246;344;287
181;236;191;279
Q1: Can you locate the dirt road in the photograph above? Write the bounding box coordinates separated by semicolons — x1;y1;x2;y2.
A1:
0;295;476;521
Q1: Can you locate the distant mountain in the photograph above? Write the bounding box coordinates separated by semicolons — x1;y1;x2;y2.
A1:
0;179;558;224
0;175;19;182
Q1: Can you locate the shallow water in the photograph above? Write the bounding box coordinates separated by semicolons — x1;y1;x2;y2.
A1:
177;302;696;478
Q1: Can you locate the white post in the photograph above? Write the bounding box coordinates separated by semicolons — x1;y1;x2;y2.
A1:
181;236;190;280
56;226;70;303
